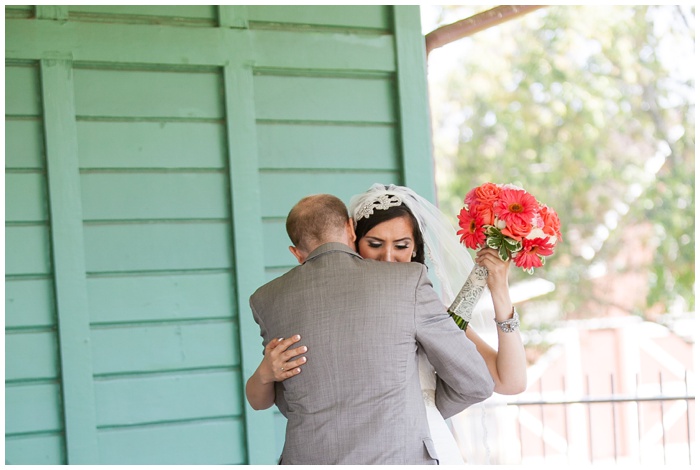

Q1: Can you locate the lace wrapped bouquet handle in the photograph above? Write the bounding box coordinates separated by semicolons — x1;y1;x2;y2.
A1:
449;182;562;330
448;265;488;329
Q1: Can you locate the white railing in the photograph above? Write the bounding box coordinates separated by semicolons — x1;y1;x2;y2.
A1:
506;372;695;465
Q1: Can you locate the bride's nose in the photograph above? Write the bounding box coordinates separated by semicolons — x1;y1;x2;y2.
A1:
381;247;395;262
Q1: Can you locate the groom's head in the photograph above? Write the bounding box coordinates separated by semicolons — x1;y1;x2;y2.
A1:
286;194;356;264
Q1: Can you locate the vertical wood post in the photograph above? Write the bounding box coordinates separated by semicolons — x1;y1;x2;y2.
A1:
393;5;437;203
220;22;278;464
219;4;248;29
41;58;99;464
35;5;69;21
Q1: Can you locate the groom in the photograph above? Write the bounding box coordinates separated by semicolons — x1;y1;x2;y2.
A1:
248;194;494;464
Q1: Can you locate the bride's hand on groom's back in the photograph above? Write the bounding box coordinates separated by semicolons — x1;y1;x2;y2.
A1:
261;335;308;384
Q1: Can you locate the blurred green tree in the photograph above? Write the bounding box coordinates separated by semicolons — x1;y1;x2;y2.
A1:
426;5;695;322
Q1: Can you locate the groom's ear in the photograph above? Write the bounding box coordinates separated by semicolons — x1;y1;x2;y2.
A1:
289;245;306;264
346;218;356;244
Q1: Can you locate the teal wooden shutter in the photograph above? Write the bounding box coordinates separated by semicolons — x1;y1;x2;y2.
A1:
5;5;261;464
76;64;246;464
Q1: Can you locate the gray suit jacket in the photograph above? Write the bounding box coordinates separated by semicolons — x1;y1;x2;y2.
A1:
250;243;494;465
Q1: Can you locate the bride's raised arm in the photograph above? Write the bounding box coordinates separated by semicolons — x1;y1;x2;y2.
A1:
464;248;527;395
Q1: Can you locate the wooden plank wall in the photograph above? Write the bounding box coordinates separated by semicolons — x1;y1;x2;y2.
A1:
4;4;434;464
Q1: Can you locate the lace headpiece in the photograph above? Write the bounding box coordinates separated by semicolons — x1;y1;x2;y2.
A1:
354;193;403;220
349;183;484;331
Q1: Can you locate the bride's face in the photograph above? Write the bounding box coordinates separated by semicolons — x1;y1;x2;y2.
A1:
357;215;415;263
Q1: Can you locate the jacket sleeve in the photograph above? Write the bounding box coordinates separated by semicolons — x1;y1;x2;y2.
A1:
413;266;494;418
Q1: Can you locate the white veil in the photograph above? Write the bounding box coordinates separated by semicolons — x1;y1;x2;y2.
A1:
349;183;488;332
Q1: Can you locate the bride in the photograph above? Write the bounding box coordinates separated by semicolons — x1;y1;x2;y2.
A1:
348;184;527;464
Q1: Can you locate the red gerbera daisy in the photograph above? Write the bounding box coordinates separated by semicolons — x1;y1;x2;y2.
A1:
457;207;486;250
493;188;539;228
513;237;555;270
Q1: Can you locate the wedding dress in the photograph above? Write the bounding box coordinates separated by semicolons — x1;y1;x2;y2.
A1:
419;347;465;465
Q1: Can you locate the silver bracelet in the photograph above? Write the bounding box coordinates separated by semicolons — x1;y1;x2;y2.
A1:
495;307;520;333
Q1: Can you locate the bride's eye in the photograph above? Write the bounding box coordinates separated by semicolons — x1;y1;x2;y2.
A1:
396;244;410;250
368;242;382;248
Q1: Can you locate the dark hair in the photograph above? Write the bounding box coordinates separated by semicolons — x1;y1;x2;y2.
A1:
354;203;425;264
286;194;349;252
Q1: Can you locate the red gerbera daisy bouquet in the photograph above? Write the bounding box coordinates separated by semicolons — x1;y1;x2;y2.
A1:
448;182;562;329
